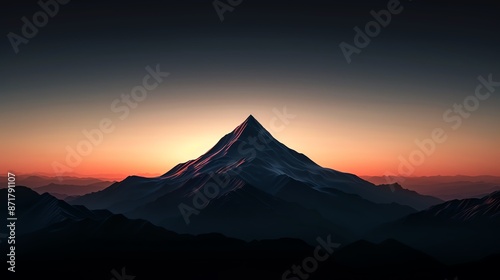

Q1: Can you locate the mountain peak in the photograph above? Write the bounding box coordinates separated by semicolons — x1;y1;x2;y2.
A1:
232;115;268;138
158;114;278;178
242;114;262;127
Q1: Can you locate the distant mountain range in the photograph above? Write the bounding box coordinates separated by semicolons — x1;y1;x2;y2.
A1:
72;115;440;243
363;175;500;200
0;174;113;199
0;174;110;188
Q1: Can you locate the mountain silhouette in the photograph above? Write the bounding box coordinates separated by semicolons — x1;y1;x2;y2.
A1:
72;115;440;241
160;115;438;207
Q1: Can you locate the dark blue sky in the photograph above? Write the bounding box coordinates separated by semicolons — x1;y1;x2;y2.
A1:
2;0;499;103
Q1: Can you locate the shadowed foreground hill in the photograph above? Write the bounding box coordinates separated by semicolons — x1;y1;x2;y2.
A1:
4;214;499;280
2;188;498;280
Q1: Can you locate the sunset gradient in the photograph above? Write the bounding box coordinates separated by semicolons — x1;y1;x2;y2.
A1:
1;88;499;180
1;0;499;180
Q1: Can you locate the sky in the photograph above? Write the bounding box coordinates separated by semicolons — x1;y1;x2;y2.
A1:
1;0;499;179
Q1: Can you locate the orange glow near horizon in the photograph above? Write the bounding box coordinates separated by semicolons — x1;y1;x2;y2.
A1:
1;86;499;180
2;115;500;181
